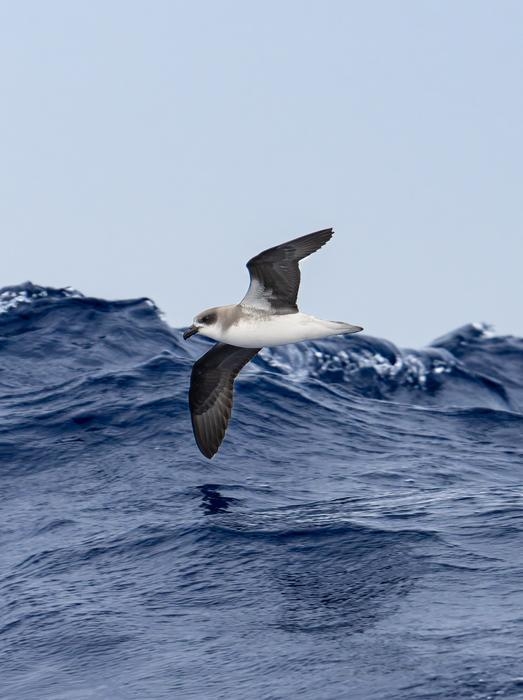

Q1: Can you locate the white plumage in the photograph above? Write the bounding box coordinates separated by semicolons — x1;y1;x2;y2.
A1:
201;311;361;348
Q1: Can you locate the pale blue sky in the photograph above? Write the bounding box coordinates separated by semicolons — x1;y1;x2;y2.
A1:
1;1;521;347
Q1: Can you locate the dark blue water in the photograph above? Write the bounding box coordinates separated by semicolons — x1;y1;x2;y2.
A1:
1;282;523;700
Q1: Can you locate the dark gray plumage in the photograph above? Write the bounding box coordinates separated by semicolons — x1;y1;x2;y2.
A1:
189;343;261;458
241;228;333;313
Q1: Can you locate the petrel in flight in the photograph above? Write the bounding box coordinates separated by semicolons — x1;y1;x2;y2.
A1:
183;228;363;458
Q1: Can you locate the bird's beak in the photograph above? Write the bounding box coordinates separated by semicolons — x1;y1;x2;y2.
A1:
183;325;199;341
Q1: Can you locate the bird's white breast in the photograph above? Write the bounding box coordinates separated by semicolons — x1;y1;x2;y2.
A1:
217;312;343;348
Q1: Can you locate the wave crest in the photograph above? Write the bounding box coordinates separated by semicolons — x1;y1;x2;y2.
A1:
1;283;522;413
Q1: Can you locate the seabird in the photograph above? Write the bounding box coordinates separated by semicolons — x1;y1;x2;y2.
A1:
183;228;363;458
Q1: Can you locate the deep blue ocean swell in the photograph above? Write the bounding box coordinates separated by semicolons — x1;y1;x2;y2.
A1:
1;283;523;700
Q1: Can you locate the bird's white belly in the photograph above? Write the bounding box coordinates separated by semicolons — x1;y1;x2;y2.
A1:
218;313;341;348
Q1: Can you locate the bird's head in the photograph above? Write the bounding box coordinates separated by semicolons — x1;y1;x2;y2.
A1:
183;308;219;341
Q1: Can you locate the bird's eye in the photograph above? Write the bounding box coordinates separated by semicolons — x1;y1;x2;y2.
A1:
200;313;215;325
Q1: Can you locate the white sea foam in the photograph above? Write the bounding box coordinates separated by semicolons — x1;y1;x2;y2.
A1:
262;342;455;390
0;286;82;315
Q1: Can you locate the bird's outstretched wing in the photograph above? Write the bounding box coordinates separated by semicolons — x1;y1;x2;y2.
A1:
189;343;261;458
240;228;333;314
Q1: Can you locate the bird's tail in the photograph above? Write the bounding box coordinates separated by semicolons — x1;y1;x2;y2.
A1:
328;320;363;335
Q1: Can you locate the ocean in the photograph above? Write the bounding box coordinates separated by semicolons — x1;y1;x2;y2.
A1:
1;282;522;700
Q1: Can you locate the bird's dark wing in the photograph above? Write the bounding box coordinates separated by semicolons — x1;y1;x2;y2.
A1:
189;343;261;458
240;228;333;314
